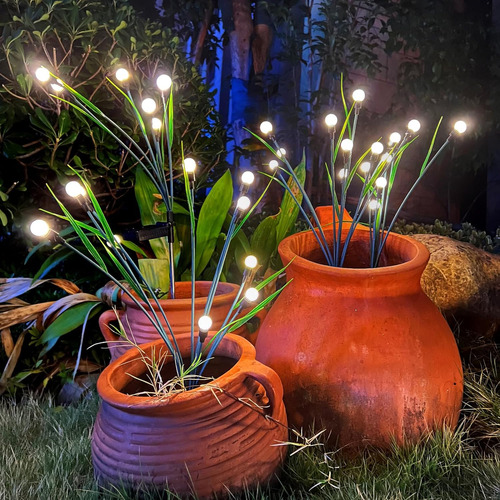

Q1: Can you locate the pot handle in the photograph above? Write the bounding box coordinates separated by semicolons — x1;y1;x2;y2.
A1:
241;361;284;423
99;309;122;344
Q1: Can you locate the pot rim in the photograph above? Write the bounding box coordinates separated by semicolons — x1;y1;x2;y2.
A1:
278;227;430;278
97;332;256;410
120;280;239;310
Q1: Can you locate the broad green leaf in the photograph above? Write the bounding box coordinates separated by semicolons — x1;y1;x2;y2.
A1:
275;153;306;245
39;301;102;344
138;259;170;293
250;214;278;270
58;109;71;136
195;170;233;277
33;248;73;280
134;167;169;259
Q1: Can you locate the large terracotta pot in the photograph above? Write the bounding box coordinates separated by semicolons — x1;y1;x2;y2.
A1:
100;281;260;360
255;227;463;450
92;333;288;498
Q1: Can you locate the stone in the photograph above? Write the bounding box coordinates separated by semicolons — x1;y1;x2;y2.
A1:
412;234;500;344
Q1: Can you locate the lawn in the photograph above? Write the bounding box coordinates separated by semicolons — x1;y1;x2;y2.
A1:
0;362;498;500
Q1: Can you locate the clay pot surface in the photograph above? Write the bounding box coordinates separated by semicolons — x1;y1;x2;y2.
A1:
100;281;260;360
92;333;287;498
255;227;463;450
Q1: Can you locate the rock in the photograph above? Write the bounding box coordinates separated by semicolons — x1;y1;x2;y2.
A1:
412;234;500;347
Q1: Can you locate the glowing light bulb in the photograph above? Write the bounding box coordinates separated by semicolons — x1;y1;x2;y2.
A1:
389;132;401;145
408;119;421;133
269;159;279;170
360;162;371;173
114;234;123;244
35;67;50;82
198;315;212;333
381;153;393;163
259;121;273;135
30;219;50;237
371;142;384;155
241;171;255;185
156;74;172;92
277;148;286;158
183;158;196;174
115;68;130;82
245;287;259;302
152;118;162;131
236;196;251;211
141;98;157;114
341;139;353;152
65;181;85;198
368;199;380;211
338;168;348;179
50;83;63;93
352;89;366;102
375;177;388;189
324;113;338;128
454;120;467;134
244;255;258;269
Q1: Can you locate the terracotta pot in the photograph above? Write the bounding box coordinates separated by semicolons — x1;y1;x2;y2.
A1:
100;281;262;360
255;227;463;450
92;333;288;498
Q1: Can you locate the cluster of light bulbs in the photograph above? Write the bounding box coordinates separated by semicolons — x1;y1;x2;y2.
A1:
196;253;259;333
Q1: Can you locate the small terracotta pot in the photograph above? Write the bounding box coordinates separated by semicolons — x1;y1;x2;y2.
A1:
92;333;288;498
255;227;463;450
99;281;262;360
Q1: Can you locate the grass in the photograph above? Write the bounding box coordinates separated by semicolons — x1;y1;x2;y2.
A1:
0;364;499;500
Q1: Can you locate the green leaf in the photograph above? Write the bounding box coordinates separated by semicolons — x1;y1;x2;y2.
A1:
134;167;169;259
33;248;73;280
275;154;306;245
58;109;71;136
39;301;102;344
195;170;233;277
250;214;278;270
138;259;170;293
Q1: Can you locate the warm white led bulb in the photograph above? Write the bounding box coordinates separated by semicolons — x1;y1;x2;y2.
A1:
338;168;348;179
381;153;393;163
277;148;286;158
368;199;380;210
115;68;130;82
352;89;366;102
360;162;371;173
371;142;384;155
269;159;279;170
141;98;157;114
152;117;162;131
244;255;258;269
65;181;85;198
198;315;212;332
454;120;467;134
375;177;388;189
244;287;259;302
35;67;50;82
341;139;353;152
408;119;421;133
156;74;172;92
50;83;63;93
114;234;123;244
389;132;401;145
236;196;251;211
183;157;196;174
324;113;338;128
30;219;50;237
241;171;255;185
259;121;273;135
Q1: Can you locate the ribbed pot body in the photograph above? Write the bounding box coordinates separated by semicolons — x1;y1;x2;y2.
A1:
100;281;258;360
92;333;287;498
255;227;463;450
